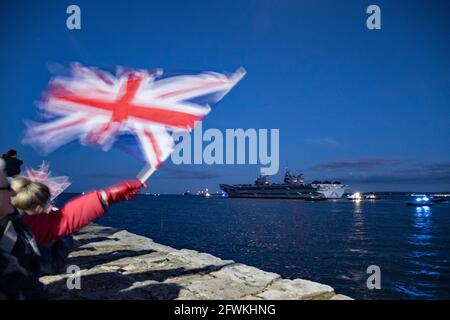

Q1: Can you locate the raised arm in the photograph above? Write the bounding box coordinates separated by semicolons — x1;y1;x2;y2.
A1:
23;180;144;245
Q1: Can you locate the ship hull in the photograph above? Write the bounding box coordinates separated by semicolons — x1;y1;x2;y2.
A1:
219;184;324;200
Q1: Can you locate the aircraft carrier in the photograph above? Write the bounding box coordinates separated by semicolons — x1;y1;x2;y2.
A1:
220;170;347;200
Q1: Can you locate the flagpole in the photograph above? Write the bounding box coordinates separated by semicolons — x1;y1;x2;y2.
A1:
137;164;156;184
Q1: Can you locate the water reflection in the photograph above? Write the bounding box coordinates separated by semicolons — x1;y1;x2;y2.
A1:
348;200;366;252
396;206;440;298
353;200;363;214
409;206;432;246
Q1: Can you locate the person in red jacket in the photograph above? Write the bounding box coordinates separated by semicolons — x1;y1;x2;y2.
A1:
11;176;145;246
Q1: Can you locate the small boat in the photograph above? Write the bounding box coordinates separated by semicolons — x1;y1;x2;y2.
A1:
183;191;192;196
347;192;363;201
365;193;378;200
406;195;434;206
196;189;211;198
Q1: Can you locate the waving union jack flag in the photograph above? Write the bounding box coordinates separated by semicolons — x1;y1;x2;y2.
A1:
23;63;245;168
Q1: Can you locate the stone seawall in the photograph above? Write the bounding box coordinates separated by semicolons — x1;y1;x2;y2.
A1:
40;224;352;300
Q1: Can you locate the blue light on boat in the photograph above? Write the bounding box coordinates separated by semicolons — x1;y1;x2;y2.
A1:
416;197;422;202
422;197;429;201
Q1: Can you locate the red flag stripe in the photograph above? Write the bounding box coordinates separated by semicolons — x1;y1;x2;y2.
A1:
86;122;115;144
144;129;162;167
51;93;204;129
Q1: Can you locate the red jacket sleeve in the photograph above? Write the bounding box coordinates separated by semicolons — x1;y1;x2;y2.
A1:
23;191;106;246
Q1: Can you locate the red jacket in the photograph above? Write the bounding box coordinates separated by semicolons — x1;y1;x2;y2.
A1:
23;191;106;246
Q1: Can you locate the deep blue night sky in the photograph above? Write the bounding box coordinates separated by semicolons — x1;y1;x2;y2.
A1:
1;0;449;193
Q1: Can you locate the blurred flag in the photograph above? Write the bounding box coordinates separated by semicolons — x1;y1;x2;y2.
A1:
23;63;245;168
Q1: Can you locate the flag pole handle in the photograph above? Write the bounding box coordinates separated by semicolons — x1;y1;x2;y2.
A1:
137;164;156;184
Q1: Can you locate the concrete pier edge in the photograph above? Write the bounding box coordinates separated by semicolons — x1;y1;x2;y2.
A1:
40;224;353;300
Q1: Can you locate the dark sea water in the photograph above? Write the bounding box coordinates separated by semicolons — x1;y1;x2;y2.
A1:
60;194;450;300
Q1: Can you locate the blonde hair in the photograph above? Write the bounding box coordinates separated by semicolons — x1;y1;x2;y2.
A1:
11;176;51;211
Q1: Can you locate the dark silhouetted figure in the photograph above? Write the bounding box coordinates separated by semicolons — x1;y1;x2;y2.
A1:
1;150;23;177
